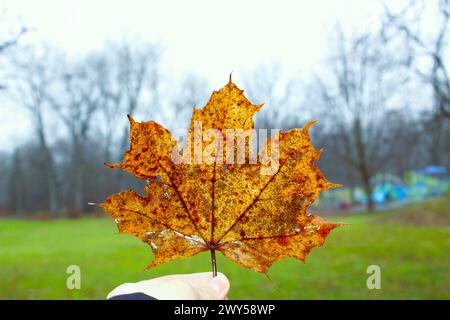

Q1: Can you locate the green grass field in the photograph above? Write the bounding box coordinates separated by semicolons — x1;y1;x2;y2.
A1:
1;196;449;299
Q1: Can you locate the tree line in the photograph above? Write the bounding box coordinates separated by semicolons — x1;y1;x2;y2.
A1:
0;0;449;215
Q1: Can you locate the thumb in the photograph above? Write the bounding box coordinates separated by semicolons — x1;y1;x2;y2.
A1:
199;273;230;300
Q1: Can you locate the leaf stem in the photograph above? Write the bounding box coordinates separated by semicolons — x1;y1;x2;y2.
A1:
210;248;217;277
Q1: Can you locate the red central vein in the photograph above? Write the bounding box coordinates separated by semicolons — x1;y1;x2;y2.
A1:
211;161;216;244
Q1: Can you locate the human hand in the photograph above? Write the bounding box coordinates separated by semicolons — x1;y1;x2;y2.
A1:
107;272;230;300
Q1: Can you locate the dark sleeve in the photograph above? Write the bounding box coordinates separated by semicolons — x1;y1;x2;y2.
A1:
108;292;157;300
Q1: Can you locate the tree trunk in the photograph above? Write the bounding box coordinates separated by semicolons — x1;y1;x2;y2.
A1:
354;119;375;212
362;175;375;212
10;150;24;217
71;140;85;213
36;112;58;214
45;159;58;214
117;126;130;190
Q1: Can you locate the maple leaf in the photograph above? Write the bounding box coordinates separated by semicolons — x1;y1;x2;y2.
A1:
100;78;342;274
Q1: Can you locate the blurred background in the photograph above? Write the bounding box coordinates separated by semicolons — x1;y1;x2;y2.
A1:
0;0;449;299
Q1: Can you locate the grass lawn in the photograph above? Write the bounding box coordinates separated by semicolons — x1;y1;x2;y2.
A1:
1;196;449;299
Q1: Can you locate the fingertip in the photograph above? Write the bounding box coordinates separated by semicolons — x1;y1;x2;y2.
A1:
208;273;230;300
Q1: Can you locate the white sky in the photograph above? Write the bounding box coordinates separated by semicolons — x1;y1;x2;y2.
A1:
3;0;388;84
0;0;411;151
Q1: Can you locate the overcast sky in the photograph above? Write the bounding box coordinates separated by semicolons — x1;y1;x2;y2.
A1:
0;0;413;151
3;0;389;84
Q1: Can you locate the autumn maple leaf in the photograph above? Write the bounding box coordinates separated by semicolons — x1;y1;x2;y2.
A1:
100;77;342;274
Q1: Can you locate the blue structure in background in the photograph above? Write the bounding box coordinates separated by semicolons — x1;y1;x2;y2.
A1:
371;173;408;205
417;165;447;176
317;165;450;210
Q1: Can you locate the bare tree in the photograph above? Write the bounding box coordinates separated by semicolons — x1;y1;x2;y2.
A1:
47;56;104;213
88;52;123;164
420;110;450;166
384;0;450;117
94;41;161;165
0;7;29;90
244;64;295;130
0;39;205;215
0;27;27;54
172;73;209;126
315;28;406;211
6;46;59;213
115;41;160;151
102;42;161;189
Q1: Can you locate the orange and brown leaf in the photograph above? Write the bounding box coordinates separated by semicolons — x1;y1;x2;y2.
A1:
100;78;342;273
